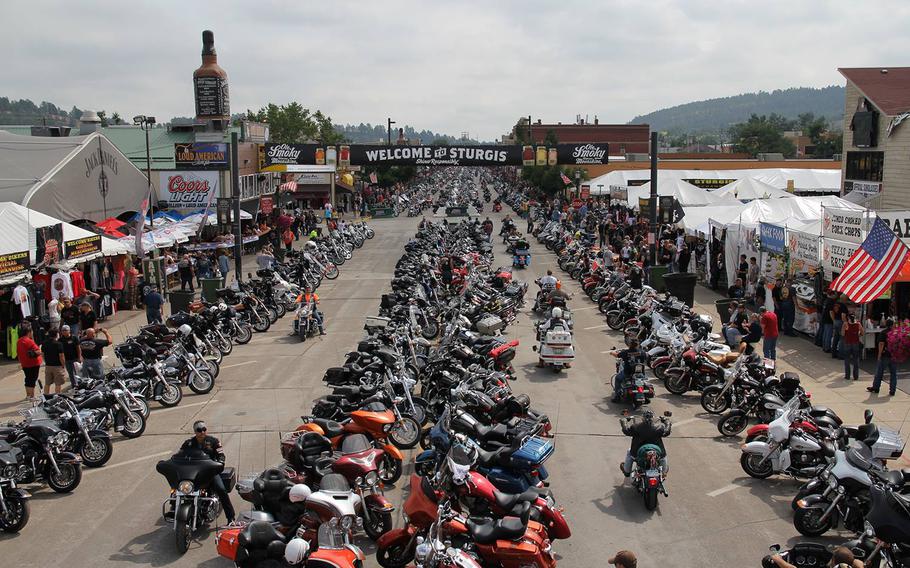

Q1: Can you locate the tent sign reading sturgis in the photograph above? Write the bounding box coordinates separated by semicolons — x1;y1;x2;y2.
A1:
260;143;608;170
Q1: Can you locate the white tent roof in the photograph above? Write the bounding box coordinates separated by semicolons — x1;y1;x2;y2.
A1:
678;204;747;235
714;178;795;201
589;167;842;193
0;202;128;283
727;195;863;228
629;178;742;207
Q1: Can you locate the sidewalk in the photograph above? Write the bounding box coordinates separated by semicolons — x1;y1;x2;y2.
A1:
691;284;910;455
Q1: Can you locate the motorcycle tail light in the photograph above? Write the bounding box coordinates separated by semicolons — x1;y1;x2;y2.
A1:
637;387;644;393
648;478;658;487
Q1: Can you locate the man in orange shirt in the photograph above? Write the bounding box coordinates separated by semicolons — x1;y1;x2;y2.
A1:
296;285;325;335
759;307;779;360
17;322;42;399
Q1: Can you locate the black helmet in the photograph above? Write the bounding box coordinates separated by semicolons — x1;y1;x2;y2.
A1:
642;410;655;422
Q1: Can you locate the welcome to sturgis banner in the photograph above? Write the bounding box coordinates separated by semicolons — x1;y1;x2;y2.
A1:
260;143;609;170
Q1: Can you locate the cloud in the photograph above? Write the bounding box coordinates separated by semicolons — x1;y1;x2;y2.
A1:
2;0;909;140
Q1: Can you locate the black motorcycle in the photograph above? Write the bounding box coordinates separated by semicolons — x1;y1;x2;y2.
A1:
41;395;113;467
0;440;30;532
0;421;82;493
156;449;234;554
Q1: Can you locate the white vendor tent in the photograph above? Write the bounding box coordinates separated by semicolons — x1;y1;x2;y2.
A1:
713;178;795;201
589;167;842;195
0;202;129;283
678;204;747;236
722;196;864;284
628;179;742;207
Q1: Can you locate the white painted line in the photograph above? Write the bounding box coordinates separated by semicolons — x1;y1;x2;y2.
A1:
572;305;599;311
672;417;701;427
151;399;217;414
707;480;751;497
221;360;258;370
584;324;610;330
85;450;173;474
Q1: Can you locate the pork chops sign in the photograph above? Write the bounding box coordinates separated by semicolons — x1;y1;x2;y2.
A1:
259;143;608;170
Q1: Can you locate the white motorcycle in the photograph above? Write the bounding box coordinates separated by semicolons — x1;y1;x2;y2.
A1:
533;308;575;372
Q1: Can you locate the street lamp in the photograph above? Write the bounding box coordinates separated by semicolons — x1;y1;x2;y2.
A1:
574;169;581;200
387;118;396;145
133;115;162;293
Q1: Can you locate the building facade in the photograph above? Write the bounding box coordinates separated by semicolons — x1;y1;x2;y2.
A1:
509;119;650;155
839;67;910;210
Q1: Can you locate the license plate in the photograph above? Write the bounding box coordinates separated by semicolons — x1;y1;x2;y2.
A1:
551;348;565;354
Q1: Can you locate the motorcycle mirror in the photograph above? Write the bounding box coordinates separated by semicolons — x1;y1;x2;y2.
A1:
768;544;780;553
532;345;538;352
864;409;873;424
663;411;672;417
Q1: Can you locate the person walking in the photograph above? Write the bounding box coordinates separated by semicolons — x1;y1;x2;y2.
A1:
17;322;42;399
41;328;66;394
79;327;111;380
218;250;231;286
759;307;779;360
178;254;195;292
47;295;62;331
868;318;897;395
59;325;81;389
830;300;846;359
196;252;213;286
841;314;863;381
144;287;164;324
282;226;295;252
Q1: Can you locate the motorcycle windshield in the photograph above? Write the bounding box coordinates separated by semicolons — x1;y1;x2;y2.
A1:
156;450;223;489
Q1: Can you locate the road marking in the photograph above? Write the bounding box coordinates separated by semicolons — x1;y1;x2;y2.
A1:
221;360;258;370
572;305;598;311
584;324;609;330
672;417;701;427
707;480;751;497
85;450;174;474
151;399;217;414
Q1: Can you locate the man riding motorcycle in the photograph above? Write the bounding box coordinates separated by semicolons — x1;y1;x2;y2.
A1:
609;338;645;403
180;421;235;523
619;410;670;478
296;285;326;335
538;307;568;337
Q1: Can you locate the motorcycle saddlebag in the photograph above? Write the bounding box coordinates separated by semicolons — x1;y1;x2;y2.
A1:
476;315;504;335
215;526;243;561
220;467;237;493
779;372;801;397
323;367;352;383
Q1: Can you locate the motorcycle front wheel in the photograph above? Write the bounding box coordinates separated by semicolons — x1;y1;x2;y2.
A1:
739;452;774;479
188;370;214;395
718;411;749;437
363;509;393;541
0;495;29;533
323;265;340;280
158;383;183;407
117;410;146;438
663;370;689;395
389;416;420;449
216;334;233;355
700;385;730;414
47;462;82;493
376;540;414;568
252;314;271;333
793;505;833;537
420;320;439;340
233;324;253;344
80;435;113;467
378;453;403;485
175;504;193;554
605;311;624;330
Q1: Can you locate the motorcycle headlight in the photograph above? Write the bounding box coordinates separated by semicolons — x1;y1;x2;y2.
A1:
365;471;378;486
382;423;393;433
178;480;194;494
52;431;69;447
3;465;17;478
341;515;354;531
354;476;363;487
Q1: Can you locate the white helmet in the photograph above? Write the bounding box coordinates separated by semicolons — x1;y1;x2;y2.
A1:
304;241;317;251
284;537;310;565
178;324;193;337
552;307;563;319
288;484;311;503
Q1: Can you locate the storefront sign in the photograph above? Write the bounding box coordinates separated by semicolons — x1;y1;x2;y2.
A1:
556;143;609;165
174;143;229;170
260;196;274;215
659;196;676;224
638;197;652;220
580;184;590;199
609;185;628;200
875;210;910;243
823;207;866;244
260;144;605;169
159;171;220;210
788;230;820;271
295;173;332;185
64;235;102;260
35;223;63;265
0;251;29;278
216;197;232;225
844;180;882;195
684;178;737;190
760;223;786;254
823;238;860;274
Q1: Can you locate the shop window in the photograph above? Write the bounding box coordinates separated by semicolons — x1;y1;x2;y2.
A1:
845;151;884;182
851;98;878;148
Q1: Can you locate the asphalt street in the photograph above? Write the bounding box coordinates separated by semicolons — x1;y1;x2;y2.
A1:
1;207;908;567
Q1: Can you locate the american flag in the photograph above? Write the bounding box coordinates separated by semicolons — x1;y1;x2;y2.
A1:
135;193;150;258
831;217;910;303
369;172;378;184
560;172;573;186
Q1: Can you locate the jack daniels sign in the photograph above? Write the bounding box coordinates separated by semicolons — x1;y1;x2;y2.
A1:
260;143;609;169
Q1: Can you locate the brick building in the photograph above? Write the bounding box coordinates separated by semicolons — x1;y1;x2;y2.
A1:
510;118;650;155
838;67;910;209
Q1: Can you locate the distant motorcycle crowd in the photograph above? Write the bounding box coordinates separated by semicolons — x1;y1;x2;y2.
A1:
0;222;373;537
499;181;910;567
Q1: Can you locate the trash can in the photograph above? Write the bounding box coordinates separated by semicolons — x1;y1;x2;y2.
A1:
648;265;669;293
664;272;698;307
715;298;736;324
169;290;195;314
200;278;221;303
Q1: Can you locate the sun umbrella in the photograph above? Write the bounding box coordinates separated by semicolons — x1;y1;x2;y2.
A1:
96;217;127;231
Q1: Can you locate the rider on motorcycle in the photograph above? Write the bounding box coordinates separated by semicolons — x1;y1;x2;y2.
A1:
539;307;568;336
619;410;671;478
180;421;235;523
296;284;325;335
550;281;573;302
609;338;645;402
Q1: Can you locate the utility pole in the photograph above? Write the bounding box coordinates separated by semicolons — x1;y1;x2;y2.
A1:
649;131;659;267
387;118;395;145
528;115;532;143
231;131;242;282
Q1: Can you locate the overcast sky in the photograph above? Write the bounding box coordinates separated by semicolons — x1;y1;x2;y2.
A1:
3;0;909;140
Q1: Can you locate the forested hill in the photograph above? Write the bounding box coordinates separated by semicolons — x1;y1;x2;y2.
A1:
628;86;845;133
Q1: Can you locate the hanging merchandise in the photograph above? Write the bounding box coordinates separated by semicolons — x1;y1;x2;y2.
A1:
51;271;74;300
35;223;63;266
71;270;86;297
12;284;31;318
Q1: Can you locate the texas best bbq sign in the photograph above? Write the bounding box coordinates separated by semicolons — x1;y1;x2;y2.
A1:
159;171;219;209
260;143;609;170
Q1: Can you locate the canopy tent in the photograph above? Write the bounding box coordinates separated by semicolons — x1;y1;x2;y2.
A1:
627;179;742;207
588;167;842;195
722;196;865;285
713;178;795;201
0;202;129;284
678;204;748;236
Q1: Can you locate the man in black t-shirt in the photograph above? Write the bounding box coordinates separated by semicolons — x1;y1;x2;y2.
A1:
78;302;97;333
60;297;81;336
79;327;111;380
41;328;66;394
59;325;81;388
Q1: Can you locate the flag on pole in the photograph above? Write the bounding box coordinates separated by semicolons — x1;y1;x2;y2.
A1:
560;172;573;186
135;192;150;258
195;180;218;237
369;171;378;184
831;217;910;303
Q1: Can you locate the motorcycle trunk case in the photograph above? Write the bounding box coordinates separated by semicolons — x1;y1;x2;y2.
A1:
477;315;504;335
512;437;554;466
215;526;242;561
479;521;555;568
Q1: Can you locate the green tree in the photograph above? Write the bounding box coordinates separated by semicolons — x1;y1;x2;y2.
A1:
97;110;108;126
729;114;796;157
110;112;123;125
244;102;346;144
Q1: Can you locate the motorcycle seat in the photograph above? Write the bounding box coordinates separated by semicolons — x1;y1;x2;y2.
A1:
239;520;285;549
467;512;528;544
493;488;544;510
873;469;905;489
474;423;509;442
310;418;345;439
0;427;17;442
475;447;508;468
706;352;739;365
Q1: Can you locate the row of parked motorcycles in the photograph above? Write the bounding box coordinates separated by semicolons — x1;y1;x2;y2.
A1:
498;186;910;565
212;173;566;567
